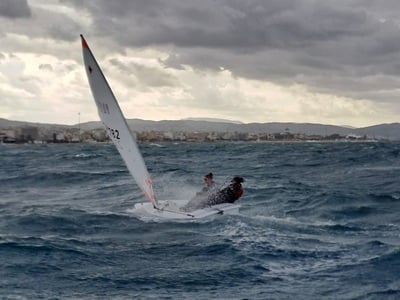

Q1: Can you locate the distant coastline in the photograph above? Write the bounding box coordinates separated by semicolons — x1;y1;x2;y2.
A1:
1;117;399;143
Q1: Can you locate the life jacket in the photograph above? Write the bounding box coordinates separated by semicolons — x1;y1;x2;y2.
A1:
225;184;243;203
235;187;243;199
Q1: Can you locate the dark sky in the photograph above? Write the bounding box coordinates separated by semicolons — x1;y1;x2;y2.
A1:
1;0;400;126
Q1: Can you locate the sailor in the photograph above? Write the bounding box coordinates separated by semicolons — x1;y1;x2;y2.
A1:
182;176;244;211
181;172;218;211
198;172;217;195
206;176;244;206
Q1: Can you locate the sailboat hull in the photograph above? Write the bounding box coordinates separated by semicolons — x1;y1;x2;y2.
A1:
130;200;241;220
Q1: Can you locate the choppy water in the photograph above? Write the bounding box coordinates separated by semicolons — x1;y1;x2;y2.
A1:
1;141;400;299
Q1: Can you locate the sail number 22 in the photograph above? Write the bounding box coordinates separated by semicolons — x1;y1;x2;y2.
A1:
107;127;120;140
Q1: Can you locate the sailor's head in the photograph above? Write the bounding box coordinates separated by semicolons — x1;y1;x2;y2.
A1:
204;172;213;183
204;172;213;180
232;176;244;184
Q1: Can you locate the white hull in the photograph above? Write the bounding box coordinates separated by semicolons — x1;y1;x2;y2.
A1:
130;200;241;221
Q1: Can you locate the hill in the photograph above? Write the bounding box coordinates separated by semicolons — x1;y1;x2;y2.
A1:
1;118;400;140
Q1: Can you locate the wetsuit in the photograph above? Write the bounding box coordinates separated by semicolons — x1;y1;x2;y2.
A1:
182;181;218;211
199;182;217;195
207;182;243;206
182;181;243;212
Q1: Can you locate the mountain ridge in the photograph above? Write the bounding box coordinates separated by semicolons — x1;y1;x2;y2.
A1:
1;118;399;140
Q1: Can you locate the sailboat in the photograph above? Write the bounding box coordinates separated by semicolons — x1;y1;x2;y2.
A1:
80;34;240;220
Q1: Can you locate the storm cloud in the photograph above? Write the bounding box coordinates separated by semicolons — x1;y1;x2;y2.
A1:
0;0;31;18
60;0;400;102
1;0;400;125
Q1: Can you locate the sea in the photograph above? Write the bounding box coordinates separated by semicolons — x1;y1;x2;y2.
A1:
1;141;399;299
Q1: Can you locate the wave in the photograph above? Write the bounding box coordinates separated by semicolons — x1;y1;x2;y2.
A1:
0;169;129;187
1;142;400;299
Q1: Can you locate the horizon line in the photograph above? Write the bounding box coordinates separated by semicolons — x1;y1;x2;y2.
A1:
0;116;399;129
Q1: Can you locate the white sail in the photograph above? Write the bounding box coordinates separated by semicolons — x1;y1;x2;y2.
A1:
80;34;157;207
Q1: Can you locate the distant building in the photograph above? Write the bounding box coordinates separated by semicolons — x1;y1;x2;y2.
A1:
1;128;17;143
52;132;65;143
20;126;39;142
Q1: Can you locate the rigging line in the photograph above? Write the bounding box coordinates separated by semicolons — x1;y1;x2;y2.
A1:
204;204;224;215
212;207;224;215
154;206;195;218
217;176;231;191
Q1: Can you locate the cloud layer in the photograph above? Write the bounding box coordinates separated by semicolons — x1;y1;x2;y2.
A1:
1;0;400;126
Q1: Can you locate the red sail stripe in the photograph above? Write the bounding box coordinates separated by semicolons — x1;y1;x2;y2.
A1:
81;35;89;49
